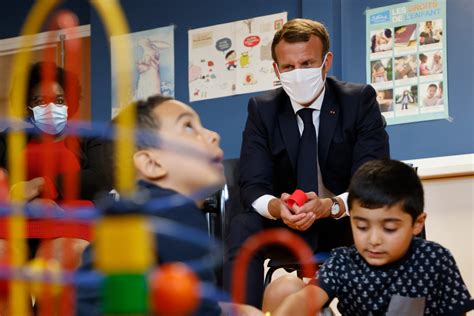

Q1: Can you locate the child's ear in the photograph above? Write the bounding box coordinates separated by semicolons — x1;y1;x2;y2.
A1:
133;150;167;180
412;212;427;235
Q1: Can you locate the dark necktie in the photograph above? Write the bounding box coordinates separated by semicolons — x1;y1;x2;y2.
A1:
296;108;318;193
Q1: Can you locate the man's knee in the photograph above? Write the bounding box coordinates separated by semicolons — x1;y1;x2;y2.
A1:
262;275;305;312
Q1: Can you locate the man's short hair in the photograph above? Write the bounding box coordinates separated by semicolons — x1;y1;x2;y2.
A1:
428;83;438;90
348;159;424;222
271;18;330;63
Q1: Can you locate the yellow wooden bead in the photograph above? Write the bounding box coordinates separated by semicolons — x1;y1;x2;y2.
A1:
28;257;63;298
94;215;155;272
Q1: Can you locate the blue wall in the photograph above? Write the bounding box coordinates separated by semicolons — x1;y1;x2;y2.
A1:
86;0;472;160
90;0;300;159
279;0;473;160
2;1;472;159
337;0;474;159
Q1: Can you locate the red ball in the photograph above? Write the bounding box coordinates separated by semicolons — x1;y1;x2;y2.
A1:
150;262;200;315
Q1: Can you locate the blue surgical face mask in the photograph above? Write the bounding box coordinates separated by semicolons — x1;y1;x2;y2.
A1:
29;103;68;135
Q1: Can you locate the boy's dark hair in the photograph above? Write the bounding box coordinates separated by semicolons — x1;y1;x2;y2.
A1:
348;159;424;222
105;95;174;185
26;61;82;117
428;83;438;90
112;94;173;149
271;18;330;63
419;53;428;62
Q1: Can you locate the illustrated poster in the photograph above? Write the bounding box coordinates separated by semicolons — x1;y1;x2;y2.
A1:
188;12;287;102
111;25;174;117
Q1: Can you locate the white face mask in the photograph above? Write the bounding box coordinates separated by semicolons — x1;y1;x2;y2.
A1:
29;103;68;135
277;54;328;105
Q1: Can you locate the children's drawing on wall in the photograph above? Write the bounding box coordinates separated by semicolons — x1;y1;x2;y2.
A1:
367;0;448;125
225;50;238;70
111;25;174;117
188;12;287;102
239;51;250;68
135;38;170;100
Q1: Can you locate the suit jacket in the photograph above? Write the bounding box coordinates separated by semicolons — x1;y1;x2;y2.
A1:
239;77;390;209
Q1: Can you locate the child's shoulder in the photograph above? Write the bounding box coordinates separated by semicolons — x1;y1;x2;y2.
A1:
413;237;450;252
411;237;454;259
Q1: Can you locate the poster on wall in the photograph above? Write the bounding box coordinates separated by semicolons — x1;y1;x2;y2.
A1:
188;12;287;102
366;0;448;125
111;25;174;118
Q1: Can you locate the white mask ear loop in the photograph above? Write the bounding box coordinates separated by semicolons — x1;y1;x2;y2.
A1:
320;53;328;78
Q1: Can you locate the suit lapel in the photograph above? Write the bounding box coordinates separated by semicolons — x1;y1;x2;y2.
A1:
319;82;339;172
278;96;299;171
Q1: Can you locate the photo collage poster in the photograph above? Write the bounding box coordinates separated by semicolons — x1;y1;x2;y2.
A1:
366;0;448;125
188;12;287;102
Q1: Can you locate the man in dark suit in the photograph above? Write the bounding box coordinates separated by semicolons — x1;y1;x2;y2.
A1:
223;19;390;307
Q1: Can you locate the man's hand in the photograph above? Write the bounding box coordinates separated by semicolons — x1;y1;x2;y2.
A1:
292;192;332;220
268;195;316;231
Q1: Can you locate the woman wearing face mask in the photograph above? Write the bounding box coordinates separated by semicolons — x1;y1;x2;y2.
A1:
224;18;390;308
0;62;111;263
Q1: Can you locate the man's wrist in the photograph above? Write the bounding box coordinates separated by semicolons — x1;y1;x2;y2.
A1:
330;196;346;219
252;194;277;219
319;198;332;217
268;198;282;219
